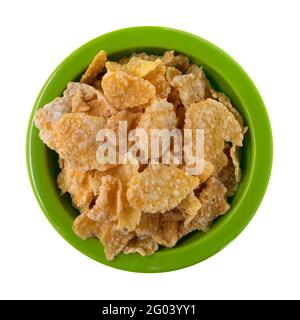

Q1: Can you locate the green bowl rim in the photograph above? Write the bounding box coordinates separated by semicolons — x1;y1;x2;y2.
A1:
26;26;273;273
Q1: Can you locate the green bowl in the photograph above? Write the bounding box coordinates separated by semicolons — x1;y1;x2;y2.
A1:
26;26;273;273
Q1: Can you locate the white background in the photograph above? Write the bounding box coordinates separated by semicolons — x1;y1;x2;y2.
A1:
0;0;299;300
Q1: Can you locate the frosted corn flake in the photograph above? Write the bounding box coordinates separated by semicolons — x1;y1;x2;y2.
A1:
171;65;210;108
34;96;71;149
100;223;135;260
87;175;121;222
107;164;141;232
218;146;238;197
57;159;95;213
54;113;106;171
127;165;199;213
185;98;243;175
166;66;182;85
211;90;245;130
66;82;115;118
124;236;159;256
144;64;171;99
80;50;107;84
102;71;156;109
178;192;202;226
135;212;179;247
187;177;230;232
167;53;190;73
73;213;104;240
106;56;161;77
138;98;177;131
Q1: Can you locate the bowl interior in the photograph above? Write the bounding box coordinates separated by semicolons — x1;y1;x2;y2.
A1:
27;27;271;272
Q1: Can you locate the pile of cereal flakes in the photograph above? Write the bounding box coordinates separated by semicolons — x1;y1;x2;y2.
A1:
34;50;247;260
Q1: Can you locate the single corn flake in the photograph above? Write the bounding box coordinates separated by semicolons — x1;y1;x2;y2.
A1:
127;165;199;213
171;65;210;108
102;71;156;109
177;192;202;226
186;177;230;232
107;164;141;232
87;175;121;222
167;54;190;73
73;213;104;240
57;159;95;213
66;82;115;118
80;50;107;84
106;56;161;78
124;236;159;256
144;64;171;99
166;66;182;85
161;220;179;247
138;98;177;131
87;165;141;231
131;51;174;65
212;90;245;129
54;113;107;171
217;146;238;197
185;98;243;175
100;223;135;260
135;212;179;247
34;96;71;149
73;213;134;261
230;144;241;182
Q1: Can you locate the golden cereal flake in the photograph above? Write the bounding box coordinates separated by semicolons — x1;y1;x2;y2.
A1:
138;98;177;131
217;157;238;197
54;113;106;171
167;54;190;73
80;50;107;84
160;51;175;65
100;223;135;260
136;98;177;162
135;212;162;241
184;160;215;184
171;65;209;108
124;236;159;256
186;177;230;232
127;165;199;213
88;165;141;231
135;212;179;247
73;214;134;261
96;111;142;170
57;160;95;213
106;56;161;77
34;96;71;149
144;64;171;99
73;213;103;240
66;82;115;118
166;66;182;85
230;144;241;183
102;71;156;109
185;98;244;175
106;109;142;134
87;175;121;222
161;220;179;247
177;192;202;226
212;90;244;129
170;65;209;108
107;164;141;232
217;143;240;196
131;51;174;65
